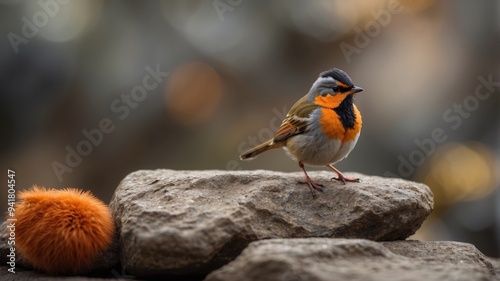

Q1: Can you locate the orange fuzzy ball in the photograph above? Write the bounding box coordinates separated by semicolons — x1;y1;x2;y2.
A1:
15;186;114;275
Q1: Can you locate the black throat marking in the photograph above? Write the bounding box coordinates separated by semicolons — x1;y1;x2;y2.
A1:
333;95;356;129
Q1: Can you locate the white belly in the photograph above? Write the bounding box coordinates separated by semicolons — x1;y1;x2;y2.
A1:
284;130;359;166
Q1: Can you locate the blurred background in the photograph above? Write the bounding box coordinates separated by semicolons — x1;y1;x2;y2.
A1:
0;0;499;257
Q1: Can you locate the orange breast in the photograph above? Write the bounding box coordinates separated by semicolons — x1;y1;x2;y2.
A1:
314;93;344;109
319;105;362;142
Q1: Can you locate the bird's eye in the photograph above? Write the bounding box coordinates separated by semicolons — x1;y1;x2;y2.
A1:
333;86;340;92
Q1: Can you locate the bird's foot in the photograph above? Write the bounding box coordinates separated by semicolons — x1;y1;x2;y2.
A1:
326;165;361;185
298;177;325;197
331;175;361;185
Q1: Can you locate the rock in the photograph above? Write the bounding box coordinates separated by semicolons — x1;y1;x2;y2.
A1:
110;169;433;276
487;258;500;280
204;238;497;281
381;240;495;274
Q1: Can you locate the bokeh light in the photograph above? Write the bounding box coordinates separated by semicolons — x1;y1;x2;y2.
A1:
418;143;497;211
23;0;102;43
399;0;438;13
165;62;223;126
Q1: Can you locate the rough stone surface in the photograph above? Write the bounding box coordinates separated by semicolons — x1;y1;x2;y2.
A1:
381;240;496;274
110;169;433;276
205;238;497;281
488;258;500;280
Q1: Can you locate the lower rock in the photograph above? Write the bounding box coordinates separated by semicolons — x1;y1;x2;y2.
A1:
205;239;497;281
381;240;495;274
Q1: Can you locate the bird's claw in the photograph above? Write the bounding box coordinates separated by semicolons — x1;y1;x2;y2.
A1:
331;177;361;184
298;178;325;197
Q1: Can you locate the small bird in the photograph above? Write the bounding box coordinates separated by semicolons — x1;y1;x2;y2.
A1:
240;68;363;195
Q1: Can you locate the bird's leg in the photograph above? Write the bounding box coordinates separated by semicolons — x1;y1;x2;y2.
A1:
298;162;324;196
326;164;361;184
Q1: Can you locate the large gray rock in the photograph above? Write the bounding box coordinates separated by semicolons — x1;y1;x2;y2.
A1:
205;239;497;281
110;169;433;276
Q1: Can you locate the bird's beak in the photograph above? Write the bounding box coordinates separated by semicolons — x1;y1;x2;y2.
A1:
347;86;363;95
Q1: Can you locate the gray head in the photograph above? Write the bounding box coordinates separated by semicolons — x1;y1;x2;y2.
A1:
307;68;363;102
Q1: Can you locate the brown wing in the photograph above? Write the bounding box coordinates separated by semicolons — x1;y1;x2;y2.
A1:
273;96;319;142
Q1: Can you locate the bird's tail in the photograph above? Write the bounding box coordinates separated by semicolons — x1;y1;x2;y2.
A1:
239;139;279;160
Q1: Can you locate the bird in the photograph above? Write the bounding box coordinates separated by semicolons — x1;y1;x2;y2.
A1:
240;68;363;195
